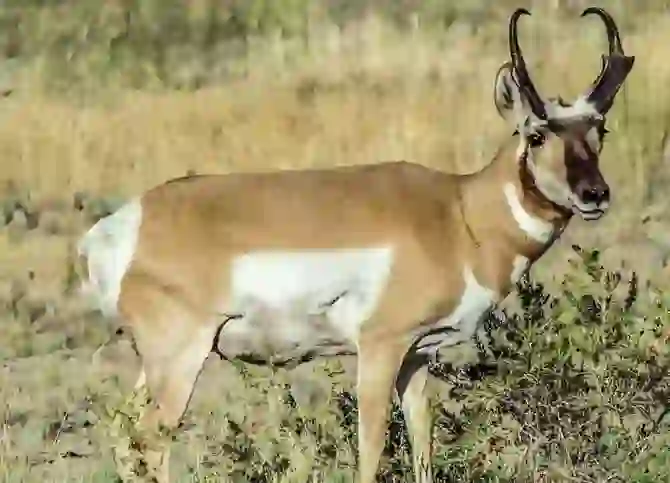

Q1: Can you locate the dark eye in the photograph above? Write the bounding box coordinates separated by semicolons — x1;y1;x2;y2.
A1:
527;132;546;147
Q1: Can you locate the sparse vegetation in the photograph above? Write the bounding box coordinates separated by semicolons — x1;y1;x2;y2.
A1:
2;1;670;481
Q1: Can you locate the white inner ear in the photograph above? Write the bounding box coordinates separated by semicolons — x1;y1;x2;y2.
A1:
495;68;524;123
510;77;530;128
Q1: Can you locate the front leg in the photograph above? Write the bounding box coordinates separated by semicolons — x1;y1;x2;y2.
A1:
396;352;433;483
356;337;407;483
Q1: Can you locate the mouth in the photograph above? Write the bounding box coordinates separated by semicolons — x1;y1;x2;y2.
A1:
573;205;605;220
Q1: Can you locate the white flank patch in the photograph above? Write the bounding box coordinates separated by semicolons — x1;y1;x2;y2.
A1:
229;246;395;344
415;266;497;353
503;183;555;244
510;255;530;285
77;198;143;317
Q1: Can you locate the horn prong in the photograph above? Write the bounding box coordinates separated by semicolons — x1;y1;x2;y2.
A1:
580;7;633;113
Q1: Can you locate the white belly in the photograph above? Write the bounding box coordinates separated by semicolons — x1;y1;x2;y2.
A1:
216;246;394;362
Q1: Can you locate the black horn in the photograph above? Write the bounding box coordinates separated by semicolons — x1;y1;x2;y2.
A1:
509;8;547;121
582;7;623;55
581;7;635;114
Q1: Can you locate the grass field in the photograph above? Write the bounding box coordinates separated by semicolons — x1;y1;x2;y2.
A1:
3;1;670;481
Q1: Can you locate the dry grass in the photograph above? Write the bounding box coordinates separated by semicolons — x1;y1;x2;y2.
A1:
2;2;670;481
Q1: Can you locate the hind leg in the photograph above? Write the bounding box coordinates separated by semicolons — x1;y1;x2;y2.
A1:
128;319;216;483
113;279;219;483
111;367;153;482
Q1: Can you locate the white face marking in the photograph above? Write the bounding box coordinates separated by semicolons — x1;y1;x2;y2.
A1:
414;266;497;354
517;97;599;138
77;198;143;317
527;161;574;210
510;255;530;284
545;97;601;124
517;140;574;210
585;126;600;151
225;247;394;351
503;182;555;244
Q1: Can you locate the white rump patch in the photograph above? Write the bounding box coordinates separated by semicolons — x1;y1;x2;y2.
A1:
77;198;143;317
510;255;530;284
414;266;497;354
503;183;555;244
226;247;394;347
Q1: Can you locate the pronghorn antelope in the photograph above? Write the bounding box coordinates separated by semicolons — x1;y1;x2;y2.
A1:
77;7;634;483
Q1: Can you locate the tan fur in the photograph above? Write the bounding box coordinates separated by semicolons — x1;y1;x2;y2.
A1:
112;140;566;482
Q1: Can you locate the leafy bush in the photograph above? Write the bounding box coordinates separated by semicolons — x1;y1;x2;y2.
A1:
204;245;670;482
424;245;670;481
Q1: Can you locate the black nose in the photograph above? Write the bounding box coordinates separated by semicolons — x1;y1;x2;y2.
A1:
579;185;610;205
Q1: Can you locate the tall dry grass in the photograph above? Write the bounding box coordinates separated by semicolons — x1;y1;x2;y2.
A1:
0;4;667;278
0;4;665;200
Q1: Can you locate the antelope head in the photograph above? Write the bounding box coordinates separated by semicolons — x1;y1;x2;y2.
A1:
494;7;635;221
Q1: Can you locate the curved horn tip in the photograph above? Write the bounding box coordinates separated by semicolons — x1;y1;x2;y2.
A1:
580;6;612;19
512;7;532;18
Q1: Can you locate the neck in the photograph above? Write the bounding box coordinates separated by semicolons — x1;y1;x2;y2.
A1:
456;136;572;294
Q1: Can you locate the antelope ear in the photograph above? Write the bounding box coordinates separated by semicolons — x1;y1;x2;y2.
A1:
494;62;532;126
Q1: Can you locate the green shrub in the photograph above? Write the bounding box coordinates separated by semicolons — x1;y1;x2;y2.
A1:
208;245;670;481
